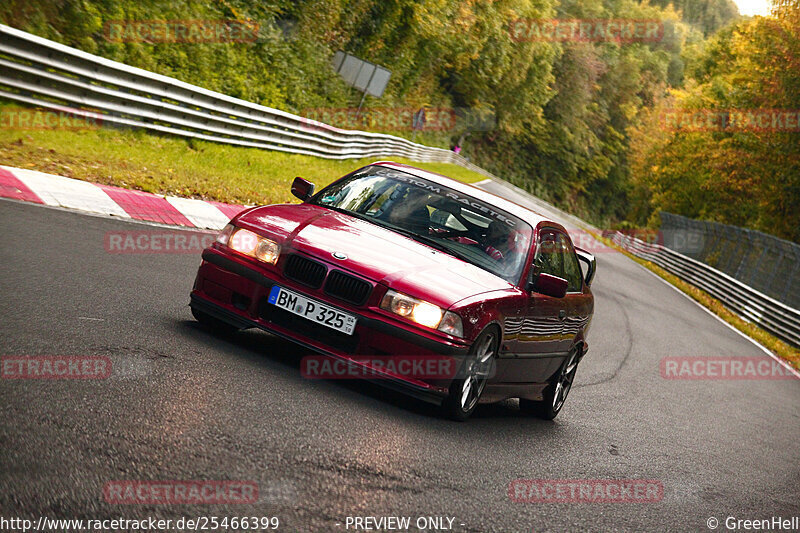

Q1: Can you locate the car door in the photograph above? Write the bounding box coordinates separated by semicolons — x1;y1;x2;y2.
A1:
522;228;569;354
498;228;568;383
555;231;593;351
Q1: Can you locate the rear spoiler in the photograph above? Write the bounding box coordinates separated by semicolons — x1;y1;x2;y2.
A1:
575;247;596;288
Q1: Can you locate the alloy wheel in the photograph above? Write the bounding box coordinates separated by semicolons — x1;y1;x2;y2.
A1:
552;350;578;412
459;332;496;412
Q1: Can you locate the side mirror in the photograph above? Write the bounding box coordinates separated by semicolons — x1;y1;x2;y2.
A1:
575;247;596;288
528;272;568;298
291;177;315;201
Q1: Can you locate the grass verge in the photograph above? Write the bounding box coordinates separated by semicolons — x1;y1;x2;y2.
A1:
0;117;487;206
593;232;800;371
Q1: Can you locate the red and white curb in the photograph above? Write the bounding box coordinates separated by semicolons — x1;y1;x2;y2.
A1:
0;165;246;229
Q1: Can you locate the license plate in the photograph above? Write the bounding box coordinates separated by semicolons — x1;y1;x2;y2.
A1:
268;286;357;335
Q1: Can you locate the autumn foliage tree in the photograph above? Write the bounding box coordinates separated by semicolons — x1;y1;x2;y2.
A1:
627;0;800;241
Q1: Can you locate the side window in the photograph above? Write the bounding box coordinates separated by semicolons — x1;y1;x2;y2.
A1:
557;233;583;292
533;229;563;277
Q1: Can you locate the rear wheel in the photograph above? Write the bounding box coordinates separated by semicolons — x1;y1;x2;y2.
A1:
520;348;580;420
441;328;499;421
191;306;239;335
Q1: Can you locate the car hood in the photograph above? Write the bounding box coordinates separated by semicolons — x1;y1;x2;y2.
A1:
235;204;515;308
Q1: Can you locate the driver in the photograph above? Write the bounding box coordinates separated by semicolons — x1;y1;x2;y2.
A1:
386;187;431;235
483;220;510;261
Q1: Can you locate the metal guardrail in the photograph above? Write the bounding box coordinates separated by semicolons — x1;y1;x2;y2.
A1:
659;212;800;310
0;24;496;178
612;232;800;348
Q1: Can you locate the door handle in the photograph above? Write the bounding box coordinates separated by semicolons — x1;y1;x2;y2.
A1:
558;309;566;320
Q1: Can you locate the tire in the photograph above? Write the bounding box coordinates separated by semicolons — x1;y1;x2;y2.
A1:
441;328;499;421
191;306;239;335
520;347;580;420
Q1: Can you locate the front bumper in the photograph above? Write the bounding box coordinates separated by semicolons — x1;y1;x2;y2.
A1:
191;247;471;404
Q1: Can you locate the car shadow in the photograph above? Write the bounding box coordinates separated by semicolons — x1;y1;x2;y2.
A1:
174;317;563;427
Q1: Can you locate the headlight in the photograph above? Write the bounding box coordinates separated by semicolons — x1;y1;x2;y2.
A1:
380;290;463;337
220;224;280;265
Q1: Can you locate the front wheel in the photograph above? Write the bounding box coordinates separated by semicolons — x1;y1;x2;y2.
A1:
441;328;499;421
520;348;580;420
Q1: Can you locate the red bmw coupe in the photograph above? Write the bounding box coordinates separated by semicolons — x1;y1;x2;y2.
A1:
190;162;595;420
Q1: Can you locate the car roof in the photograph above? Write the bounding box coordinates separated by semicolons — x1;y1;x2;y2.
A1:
371;161;558;231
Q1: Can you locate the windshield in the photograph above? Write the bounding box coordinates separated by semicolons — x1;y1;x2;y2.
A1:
312;166;533;284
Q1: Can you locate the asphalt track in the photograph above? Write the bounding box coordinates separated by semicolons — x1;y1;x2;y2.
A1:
1;187;798;532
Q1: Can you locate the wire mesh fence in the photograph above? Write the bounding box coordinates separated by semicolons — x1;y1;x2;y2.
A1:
659;212;800;310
